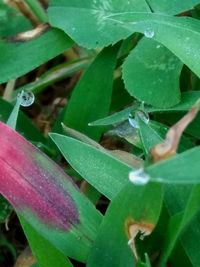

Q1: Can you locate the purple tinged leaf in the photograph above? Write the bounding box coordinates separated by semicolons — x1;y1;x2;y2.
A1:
0;122;79;231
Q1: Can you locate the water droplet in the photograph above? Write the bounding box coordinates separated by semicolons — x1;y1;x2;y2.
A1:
144;28;154;38
129;168;150;185
17;91;35;107
128;115;138;129
156;45;161;49
128;110;149;129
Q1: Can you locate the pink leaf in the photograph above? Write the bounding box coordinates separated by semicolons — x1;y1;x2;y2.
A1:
0;122;79;230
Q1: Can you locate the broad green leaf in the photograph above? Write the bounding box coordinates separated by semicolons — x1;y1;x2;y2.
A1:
90;91;200;126
50;133;200;194
0;123;102;262
50;133;131;200
123;38;182;107
50;132;200;264
0;28;73;83
48;4;200;79
48;0;150;48
87;183;163;267
110;77;134;112
148;0;200;14
20;217;73;267
63;44;120;140
147;147;200;184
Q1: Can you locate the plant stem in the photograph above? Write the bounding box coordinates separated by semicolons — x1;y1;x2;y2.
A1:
12;58;92;102
25;0;47;23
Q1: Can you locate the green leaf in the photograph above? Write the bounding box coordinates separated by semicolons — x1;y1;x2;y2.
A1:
63;44;119;140
50;132;200;200
48;0;150;48
137;118;163;155
20;217;73;267
138;117;194;154
0;196;12;223
90;91;200;126
50;133;131;200
48;4;200;79
136;117;200;265
90;106;132;126
62;124;143;168
122;38;182;107
0;4;31;37
147;147;200;184
12;58;91;101
50;132;200;264
159;185;200;266
164;185;200;267
0;97;46;143
87;183;163;267
180;214;200;267
148;0;200;14
0;28;73;83
0;123;102;263
159;112;200;139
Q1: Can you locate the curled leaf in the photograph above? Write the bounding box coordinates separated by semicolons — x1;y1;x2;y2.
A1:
126;220;154;260
151;99;200;162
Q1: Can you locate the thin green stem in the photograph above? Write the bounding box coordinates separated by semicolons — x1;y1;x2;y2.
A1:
12;58;92;102
25;0;47;23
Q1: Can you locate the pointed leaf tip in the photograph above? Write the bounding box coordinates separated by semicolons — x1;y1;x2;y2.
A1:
0;122;79;231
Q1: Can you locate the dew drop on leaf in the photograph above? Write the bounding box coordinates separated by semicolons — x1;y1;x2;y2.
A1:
144;28;155;38
129;168;150;185
128;110;149;129
17;91;35;107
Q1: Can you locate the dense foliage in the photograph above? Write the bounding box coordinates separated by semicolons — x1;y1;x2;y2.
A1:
1;1;200;267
